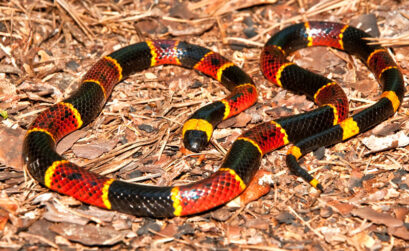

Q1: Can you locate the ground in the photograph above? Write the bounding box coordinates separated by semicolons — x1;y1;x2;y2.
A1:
1;0;409;250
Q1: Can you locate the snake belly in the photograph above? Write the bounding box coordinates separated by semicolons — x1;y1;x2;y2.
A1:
23;22;404;217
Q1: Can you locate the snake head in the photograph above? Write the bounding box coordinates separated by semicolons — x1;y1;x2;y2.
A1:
183;130;209;152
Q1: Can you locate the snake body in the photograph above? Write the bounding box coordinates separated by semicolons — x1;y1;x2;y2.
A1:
23;22;404;217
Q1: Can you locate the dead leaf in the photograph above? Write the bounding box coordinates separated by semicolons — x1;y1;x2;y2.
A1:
348;231;379;250
169;2;196;19
354;79;378;96
56;130;87;154
0;125;24;170
351;207;403;228
219;112;252;128
362;131;409;154
227;170;273;208
327;200;355;216
232;112;252;127
226;225;242;243
49;222;125;246
244;218;270;230
202;0;278;16
388;226;409;240
319;226;347;242
210;208;233;222
27;219;57;242
72;139;117;159
158;223;177;238
43;202;89;225
0;197;18;213
366;189;387;202
394;207;409;221
372;122;401;136
0;64;23;76
167;20;215;36
0;209;8;231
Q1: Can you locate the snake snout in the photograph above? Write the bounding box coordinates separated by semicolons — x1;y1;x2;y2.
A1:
183;130;208;153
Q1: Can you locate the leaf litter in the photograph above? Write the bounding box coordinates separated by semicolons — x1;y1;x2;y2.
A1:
0;0;408;249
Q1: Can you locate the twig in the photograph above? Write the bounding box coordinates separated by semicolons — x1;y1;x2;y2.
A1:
19;232;59;248
238;245;288;251
149;229;201;249
54;198;104;225
125;173;162;183
157;127;170;161
288;206;325;239
252;0;359;42
55;0;94;39
225;37;264;47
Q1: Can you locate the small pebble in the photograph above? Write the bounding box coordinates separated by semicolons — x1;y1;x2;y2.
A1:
129;106;137;113
243;27;257;38
127;169;142;179
243;16;254;27
275;211;295;225
313;147;325;160
362;174;376;181
132;151;143;158
0;22;6;32
399;183;409;190
210;208;232;221
138;124;154;133
66;60;80;71
229;43;246;51
189;80;203;89
373;231;390;242
119;136;127;144
320;206;333;218
175;223;195;238
137;220;161;236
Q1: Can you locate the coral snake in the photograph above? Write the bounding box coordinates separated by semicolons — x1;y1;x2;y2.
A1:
23;21;404;217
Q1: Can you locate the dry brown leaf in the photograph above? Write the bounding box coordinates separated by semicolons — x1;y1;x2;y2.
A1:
72;139;117;159
319;226;347;242
218;112;252;129
348;231;379;250
228;170;273;208
157;223;177;238
244;218;270;230
0;125;24;170
0;209;8;231
226;225;242;243
0;197;18;213
232;112;252;128
394;207;409;221
351;207;403;228
4;0;409;249
354;79;378;96
169;1;196;19
327;200;355;216
43;202;89;225
56;130;87;154
388;226;409;240
372;121;401;136
201;0;278;16
167;20;215;37
49;222;124;246
362;131;409;154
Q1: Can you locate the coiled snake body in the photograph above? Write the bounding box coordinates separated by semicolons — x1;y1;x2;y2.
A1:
23;22;404;217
